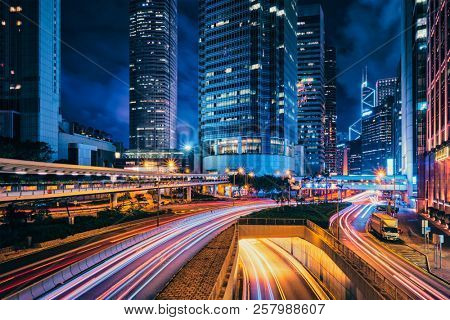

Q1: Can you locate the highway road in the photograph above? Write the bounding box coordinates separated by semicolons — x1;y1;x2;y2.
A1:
239;239;329;300
4;201;273;300
334;192;449;300
0;199;267;299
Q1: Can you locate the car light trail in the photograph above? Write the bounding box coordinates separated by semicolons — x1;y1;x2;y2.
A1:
239;239;323;300
31;203;273;300
338;195;449;300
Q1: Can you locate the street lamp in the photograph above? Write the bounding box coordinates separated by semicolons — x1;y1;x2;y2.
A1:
183;144;192;152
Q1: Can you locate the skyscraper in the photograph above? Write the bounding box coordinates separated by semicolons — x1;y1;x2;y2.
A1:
401;0;428;203
336;143;348;176
361;69;376;118
297;4;325;176
199;0;298;175
423;0;449;215
348;138;362;175
0;0;60;158
361;96;395;174
129;0;177;151
376;77;397;106
324;46;337;174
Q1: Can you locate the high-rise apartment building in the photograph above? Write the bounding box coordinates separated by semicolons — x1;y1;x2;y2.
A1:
199;0;298;175
297;4;325;176
423;0;449;214
129;0;177;151
324;46;337;174
0;0;60;158
401;0;428;203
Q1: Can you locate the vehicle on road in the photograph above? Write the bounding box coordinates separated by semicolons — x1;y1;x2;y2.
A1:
369;212;399;241
376;204;399;214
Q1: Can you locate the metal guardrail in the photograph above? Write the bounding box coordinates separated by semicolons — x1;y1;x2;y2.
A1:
239;218;307;226
306;220;412;300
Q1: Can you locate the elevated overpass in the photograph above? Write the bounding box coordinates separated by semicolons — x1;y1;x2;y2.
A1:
298;175;408;192
0;158;229;205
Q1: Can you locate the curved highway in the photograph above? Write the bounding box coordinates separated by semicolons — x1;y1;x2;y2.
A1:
334;192;449;300
239;239;329;300
16;202;273;300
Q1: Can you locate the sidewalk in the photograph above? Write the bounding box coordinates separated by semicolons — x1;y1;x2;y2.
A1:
397;208;449;283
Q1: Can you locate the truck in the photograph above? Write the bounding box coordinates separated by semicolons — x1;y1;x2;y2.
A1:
375;204;399;214
368;213;399;241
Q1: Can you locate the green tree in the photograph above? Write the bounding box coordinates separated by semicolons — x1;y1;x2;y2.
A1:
0;137;54;162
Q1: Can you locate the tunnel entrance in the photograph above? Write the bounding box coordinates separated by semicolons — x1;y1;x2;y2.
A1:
235;219;384;300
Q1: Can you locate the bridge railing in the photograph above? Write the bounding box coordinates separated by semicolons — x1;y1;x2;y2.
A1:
0;179;229;199
306;220;412;300
239;218;307;226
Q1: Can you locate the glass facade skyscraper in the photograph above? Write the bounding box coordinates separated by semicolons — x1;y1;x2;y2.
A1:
401;0;428;202
324;46;337;174
129;0;177;151
362;96;395;174
0;0;60;159
199;0;298;175
361;76;397;174
297;4;325;176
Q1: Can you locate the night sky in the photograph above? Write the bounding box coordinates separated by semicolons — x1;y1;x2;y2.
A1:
61;0;401;147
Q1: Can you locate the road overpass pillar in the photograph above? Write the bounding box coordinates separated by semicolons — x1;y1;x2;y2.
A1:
110;193;118;209
157;189;162;209
186;187;192;203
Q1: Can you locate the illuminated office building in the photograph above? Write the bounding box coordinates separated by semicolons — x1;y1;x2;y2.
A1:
129;0;177;151
423;0;449;214
297;4;325;175
199;0;298;175
324;46;337;174
0;0;60;158
401;0;428;203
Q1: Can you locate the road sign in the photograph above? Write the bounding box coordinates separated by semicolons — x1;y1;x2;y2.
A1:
422;226;431;235
432;234;444;244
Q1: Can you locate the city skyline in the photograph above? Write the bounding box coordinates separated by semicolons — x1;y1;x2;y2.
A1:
60;0;401;147
0;0;448;306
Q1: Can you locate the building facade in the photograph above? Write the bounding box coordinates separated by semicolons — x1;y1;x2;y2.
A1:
376;77;398;106
58;120;116;167
348;138;362;175
362;96;395;174
423;0;449;214
324;46;337;174
199;0;298;175
0;0;60;158
297;4;325;176
129;0;177;151
401;0;428;203
336;143;348;176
